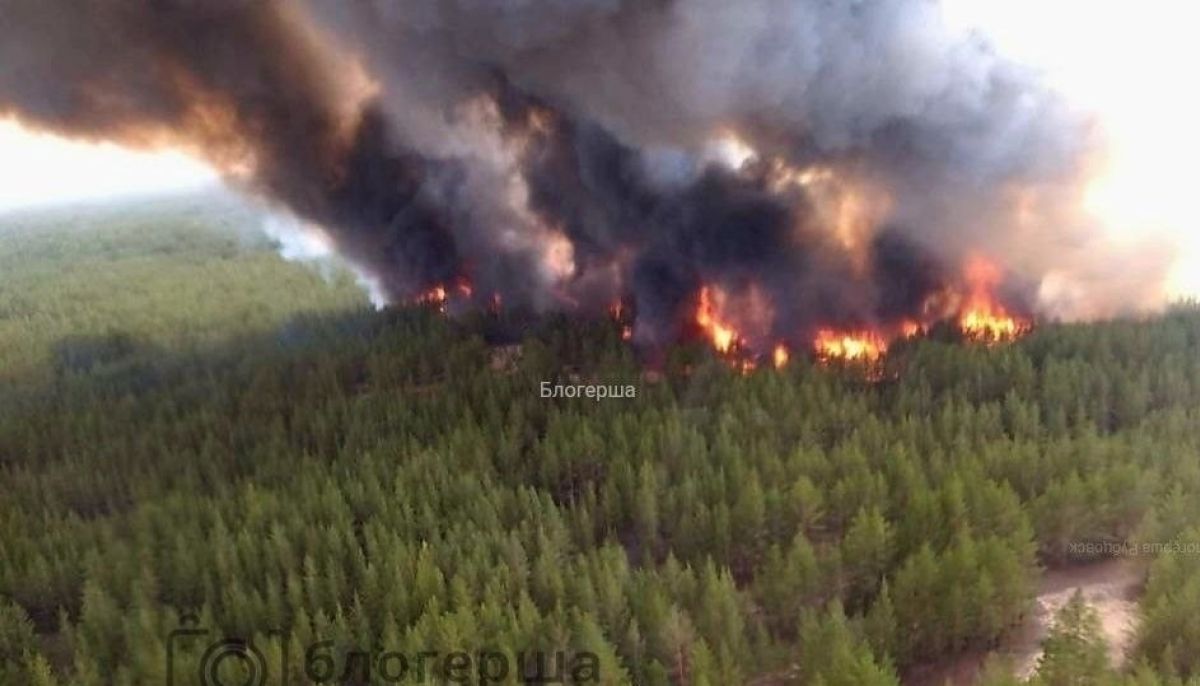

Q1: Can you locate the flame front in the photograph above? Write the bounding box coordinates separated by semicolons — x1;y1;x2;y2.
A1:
961;308;1021;341
773;344;790;369
813;329;887;362
695;286;741;353
414;155;1031;371
957;256;1029;342
415;279;473;314
418;285;448;312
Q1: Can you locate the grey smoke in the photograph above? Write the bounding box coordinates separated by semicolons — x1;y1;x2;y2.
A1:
0;0;1167;350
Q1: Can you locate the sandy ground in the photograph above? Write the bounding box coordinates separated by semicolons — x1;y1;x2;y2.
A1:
1009;558;1143;678
905;557;1144;685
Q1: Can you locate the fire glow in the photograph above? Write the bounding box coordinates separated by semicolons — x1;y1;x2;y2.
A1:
773;344;790;369
813;330;888;363
405;149;1033;372
681;253;1031;369
416;279;473;313
957;257;1029;343
681;135;1034;366
695;286;742;354
0;0;1177;380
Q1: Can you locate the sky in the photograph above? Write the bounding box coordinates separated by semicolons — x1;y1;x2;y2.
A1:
943;0;1200;298
0;1;1197;297
0;118;218;213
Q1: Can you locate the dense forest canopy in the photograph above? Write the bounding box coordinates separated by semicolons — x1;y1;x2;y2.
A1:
2;197;1200;685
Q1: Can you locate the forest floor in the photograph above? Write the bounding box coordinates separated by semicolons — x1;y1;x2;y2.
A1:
907;557;1144;685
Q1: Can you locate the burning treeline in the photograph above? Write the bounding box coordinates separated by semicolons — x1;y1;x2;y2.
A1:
0;0;1165;364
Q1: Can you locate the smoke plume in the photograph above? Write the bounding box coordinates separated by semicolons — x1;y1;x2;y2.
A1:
0;0;1169;354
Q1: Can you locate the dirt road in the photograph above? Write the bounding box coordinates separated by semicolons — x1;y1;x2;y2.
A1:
905;557;1144;685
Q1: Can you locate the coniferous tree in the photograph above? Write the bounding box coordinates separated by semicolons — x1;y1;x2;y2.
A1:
1034;591;1111;686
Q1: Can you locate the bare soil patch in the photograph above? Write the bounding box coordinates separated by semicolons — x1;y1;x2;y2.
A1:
904;558;1144;685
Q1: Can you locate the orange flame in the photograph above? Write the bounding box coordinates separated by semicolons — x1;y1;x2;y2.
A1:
813;329;887;362
957;257;1029;342
773;344;790;369
695;286;741;353
417;285;448;312
961;309;1021;341
415;278;474;314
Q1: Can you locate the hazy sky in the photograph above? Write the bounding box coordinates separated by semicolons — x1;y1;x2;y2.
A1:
0;119;217;214
944;0;1200;297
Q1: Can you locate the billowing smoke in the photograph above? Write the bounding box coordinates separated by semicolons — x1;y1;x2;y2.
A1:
0;0;1169;354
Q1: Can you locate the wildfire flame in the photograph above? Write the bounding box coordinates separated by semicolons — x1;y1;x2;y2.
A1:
813;329;888;362
417;285;448;312
415;260;1029;375
415;279;473;313
773;344;790;369
699;131;1031;359
957;256;1029;342
961;309;1021;341
695;286;741;353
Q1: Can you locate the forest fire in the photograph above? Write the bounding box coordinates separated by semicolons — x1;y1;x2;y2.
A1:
417;285;448;312
0;0;1166;387
416;280;473;313
675;255;1030;370
961;307;1023;342
957;257;1031;342
695;286;742;354
773;344;790;369
610;253;1035;372
433;253;1032;372
813;329;888;362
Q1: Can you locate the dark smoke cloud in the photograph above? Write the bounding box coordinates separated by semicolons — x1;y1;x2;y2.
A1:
0;0;1169;352
1;0;344;202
